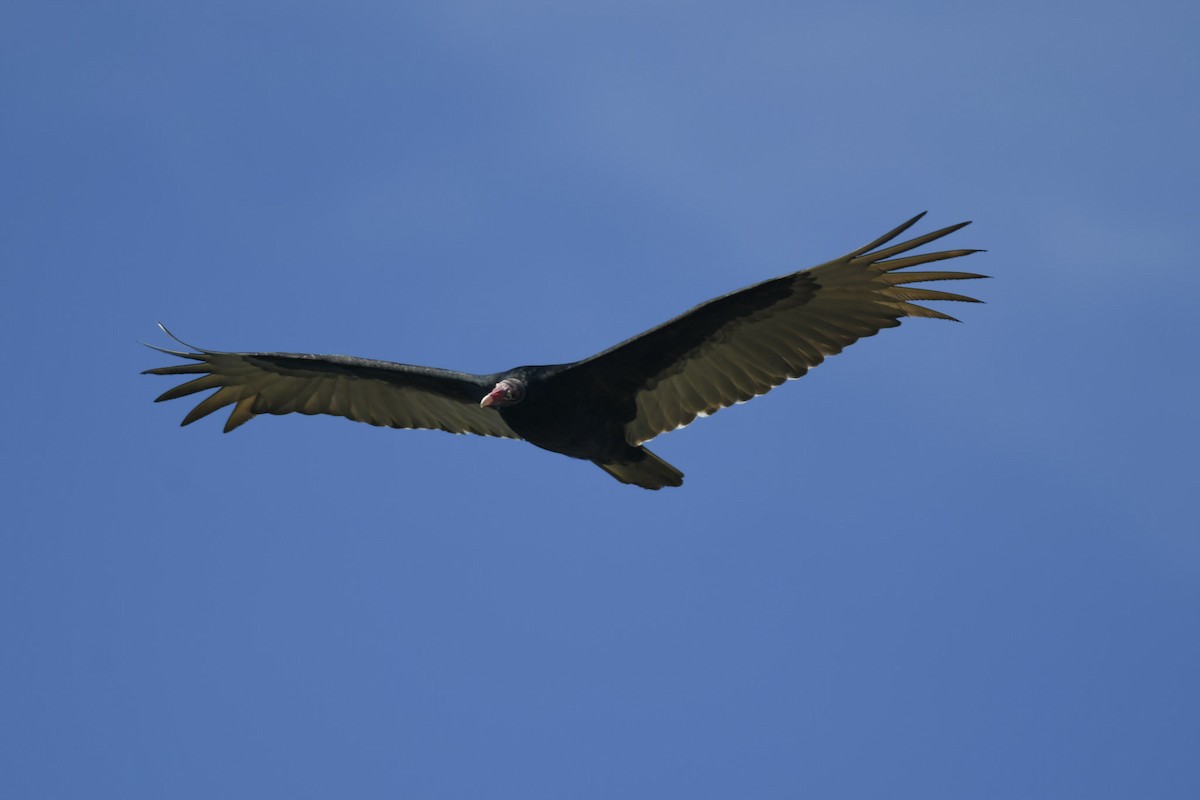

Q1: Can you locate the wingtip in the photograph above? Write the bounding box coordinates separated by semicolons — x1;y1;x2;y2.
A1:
899;211;928;232
157;322;189;347
144;322;217;356
849;212;934;258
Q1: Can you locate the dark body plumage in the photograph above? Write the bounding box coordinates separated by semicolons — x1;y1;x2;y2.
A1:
144;213;985;489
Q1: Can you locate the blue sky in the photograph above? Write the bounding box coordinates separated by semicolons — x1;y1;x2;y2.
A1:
3;1;1198;797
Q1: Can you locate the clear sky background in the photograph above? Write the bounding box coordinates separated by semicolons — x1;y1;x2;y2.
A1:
3;1;1198;798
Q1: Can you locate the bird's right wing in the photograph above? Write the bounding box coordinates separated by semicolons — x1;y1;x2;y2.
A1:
143;326;519;439
565;213;985;446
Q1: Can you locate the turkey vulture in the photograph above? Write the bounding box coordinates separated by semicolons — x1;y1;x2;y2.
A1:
144;213;984;489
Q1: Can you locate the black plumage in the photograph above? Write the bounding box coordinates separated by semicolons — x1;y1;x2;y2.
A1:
144;213;985;489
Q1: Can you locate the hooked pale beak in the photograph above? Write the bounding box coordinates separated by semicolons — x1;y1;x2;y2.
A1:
480;378;524;408
480;385;507;408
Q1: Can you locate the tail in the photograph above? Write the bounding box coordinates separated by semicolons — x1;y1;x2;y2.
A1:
594;447;684;490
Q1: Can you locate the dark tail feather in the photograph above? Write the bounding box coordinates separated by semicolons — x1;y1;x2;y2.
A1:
594;447;684;490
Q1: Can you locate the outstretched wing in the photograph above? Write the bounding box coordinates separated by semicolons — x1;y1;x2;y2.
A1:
143;326;519;439
566;213;986;446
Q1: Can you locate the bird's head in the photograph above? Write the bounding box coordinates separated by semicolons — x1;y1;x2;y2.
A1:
480;378;526;408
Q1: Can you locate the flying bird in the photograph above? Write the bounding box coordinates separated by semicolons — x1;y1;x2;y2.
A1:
144;213;985;489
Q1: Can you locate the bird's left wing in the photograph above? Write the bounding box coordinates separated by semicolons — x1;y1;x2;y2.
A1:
563;213;985;446
143;326;519;439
